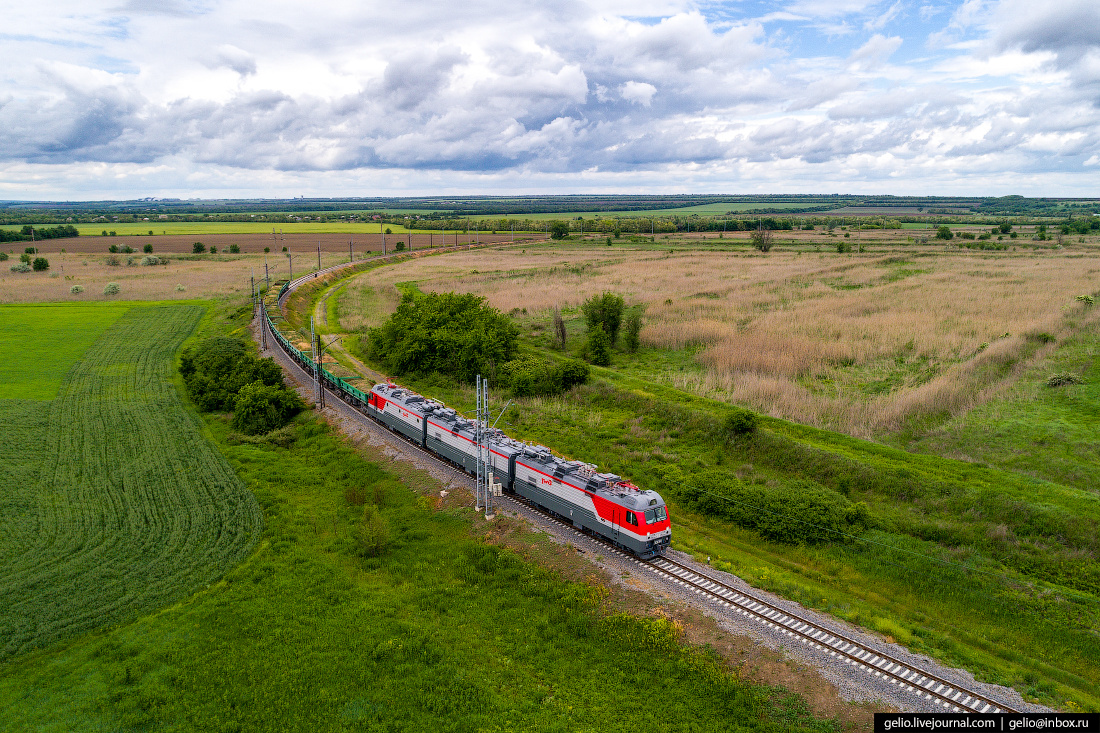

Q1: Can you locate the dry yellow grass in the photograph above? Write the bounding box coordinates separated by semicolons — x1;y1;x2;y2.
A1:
341;239;1100;437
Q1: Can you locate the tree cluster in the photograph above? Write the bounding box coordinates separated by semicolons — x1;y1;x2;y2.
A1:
577;291;643;366
366;292;519;383
180;337;303;434
0;224;79;243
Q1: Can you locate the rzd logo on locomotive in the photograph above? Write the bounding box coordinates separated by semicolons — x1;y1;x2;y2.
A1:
540;477;553;486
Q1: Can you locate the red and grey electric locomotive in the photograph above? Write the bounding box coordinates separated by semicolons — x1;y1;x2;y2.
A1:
365;381;671;559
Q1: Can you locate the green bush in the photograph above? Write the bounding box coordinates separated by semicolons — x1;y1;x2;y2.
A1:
0;252;7;261
721;408;759;439
180;337;286;412
192;242;206;254
394;241;405;251
679;470;870;545
355;505;390;558
69;284;84;294
581;292;625;344
935;225;953;240
586;326;611;366
1047;373;1083;387
623;311;642;352
549;221;569;239
31;257;49;271
143;243;153;253
367;292;518;382
229;244;240;254
141;255;160;266
231;380;305;435
503;356;590;397
9;263;31;273
103;282;120;295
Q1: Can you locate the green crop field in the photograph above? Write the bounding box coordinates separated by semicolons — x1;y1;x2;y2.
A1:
0;304;129;400
0;303;262;660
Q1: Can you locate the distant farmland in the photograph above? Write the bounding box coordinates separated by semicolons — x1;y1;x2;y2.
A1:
0;303;261;658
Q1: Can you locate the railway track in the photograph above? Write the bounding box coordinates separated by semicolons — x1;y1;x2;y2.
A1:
514;500;1021;714
262;250;1025;717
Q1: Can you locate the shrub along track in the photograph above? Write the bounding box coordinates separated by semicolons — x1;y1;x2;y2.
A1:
260;268;1042;715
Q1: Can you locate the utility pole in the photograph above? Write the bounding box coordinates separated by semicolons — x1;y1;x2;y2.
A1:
264;254;270;291
260;301;268;350
382;224;386;255
288;251;293;281
407;231;411;252
311;316;320;405
317;241;321;273
475;374;483;512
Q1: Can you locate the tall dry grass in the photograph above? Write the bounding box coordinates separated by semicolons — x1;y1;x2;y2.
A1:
334;243;1100;437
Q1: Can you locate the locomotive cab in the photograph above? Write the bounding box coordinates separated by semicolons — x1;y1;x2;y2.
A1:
614;491;671;559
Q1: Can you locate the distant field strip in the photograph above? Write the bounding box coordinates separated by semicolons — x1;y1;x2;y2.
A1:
0;305;262;659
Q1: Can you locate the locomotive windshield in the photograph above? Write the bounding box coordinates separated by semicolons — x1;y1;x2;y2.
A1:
644;506;668;524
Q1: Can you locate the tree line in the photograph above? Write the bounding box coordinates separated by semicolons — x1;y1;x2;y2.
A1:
0;224;79;243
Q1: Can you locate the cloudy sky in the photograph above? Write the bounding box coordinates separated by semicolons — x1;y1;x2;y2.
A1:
1;0;1098;199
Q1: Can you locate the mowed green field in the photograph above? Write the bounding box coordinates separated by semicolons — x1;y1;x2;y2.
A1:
0;303;262;660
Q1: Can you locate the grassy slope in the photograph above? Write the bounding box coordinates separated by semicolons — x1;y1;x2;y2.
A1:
0;298;841;732
906;319;1100;492
325;248;1100;711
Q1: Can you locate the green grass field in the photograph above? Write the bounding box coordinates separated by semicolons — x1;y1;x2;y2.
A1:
0;304;129;399
0;303;261;660
0;301;840;732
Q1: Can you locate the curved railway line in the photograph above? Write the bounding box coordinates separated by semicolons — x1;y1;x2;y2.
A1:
260;250;1026;716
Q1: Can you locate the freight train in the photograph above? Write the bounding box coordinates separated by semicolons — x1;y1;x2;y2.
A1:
365;382;671;559
262;291;671;559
